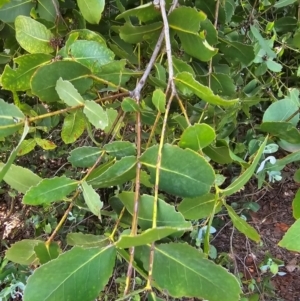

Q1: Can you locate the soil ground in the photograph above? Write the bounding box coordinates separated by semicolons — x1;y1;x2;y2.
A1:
1;164;300;301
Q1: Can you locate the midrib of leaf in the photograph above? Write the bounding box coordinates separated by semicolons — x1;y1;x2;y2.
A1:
20;30;50;43
1;0;31;11
169;25;197;35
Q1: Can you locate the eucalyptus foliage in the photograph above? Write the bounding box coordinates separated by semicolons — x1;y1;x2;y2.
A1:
1;0;300;300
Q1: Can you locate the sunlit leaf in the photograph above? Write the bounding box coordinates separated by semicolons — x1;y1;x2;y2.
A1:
77;0;105;24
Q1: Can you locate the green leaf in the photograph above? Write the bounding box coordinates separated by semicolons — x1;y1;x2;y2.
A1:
77;0;104;24
18;139;37;156
83;100;108;130
0;0;34;23
118;192;192;230
15;16;54;54
203;141;233;164
68;146;102;167
23;176;78;205
116;227;188;248
219;40;255;65
35;138;57;150
37;0;58;23
274;0;297;8
55;78;85;106
172;56;195;76
278;219;300;251
68;40;114;72
0;99;25;138
266;60;282;72
140;144;215;198
87;156;136;188
24;245;116;301
274;17;297;32
81;181;103;218
209;73;236;97
178;193;216;220
168;7;217;61
175;72;238;106
152;89;166;113
34;241;60;264
221;136;268;196
1;54;52;91
103;141;136;159
67;233;109;248
261;122;300;144
179;123;215;151
31;61;92;102
68;29;106;45
225;203;260;242
292;189;300;219
119;22;162;44
135;243;241;300
61;110;86;144
121;97;140;112
6;240;40;265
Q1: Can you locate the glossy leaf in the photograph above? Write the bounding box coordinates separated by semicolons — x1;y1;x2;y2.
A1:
15;16;54;54
178;193;216;220
6;240;40;265
81;180;103;218
31;61;92;102
24;245;116;301
278;219;300;251
83;100;108;130
175;72;238;106
225;203;260;242
68;146;102;167
103;141;136;159
67;233;109;248
23;176;78;205
221;136;268;196
118;192;192;230
87;156;136;188
77;0;104;24
116;227;188;248
140;144;215;198
55;78;85;106
0;99;25;138
135;243;241;300
61;110;86;144
179;123;215;151
1;54;52;91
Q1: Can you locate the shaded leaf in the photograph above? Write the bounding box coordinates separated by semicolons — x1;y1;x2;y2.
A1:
152;89;166;113
103;141;136;159
121;97;140;112
77;0;104;24
0;0;34;23
68;146;102;167
81;181;103;218
37;0;58;23
34;241;60;264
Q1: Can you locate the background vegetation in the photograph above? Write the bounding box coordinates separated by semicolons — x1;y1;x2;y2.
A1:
1;0;300;300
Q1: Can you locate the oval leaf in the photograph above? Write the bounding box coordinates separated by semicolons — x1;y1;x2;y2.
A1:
77;0;105;24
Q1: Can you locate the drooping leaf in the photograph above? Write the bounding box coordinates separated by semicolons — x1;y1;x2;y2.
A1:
68;146;102;167
61;110;86;144
55;78;85;106
31;61;92;102
67;233;109;248
1;54;52;91
87;156;136;188
0;99;25;138
77;0;105;24
116;227;189;248
179;123;215;151
6;240;40;265
178;193;216;220
135;243;241;300
225;203;260;242
81;181;103;218
35;138;57;150
83;100;108;130
221;136;268;196
118;192;192;230
175;72;238;106
103;141;136;159
152;89;166;113
15;16;54;54
68;40;114;72
17;139;37;156
34;241;60;264
0;0;34;23
23;176;78;205
140;144;215;198
278;219;300;251
24;245;116;301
